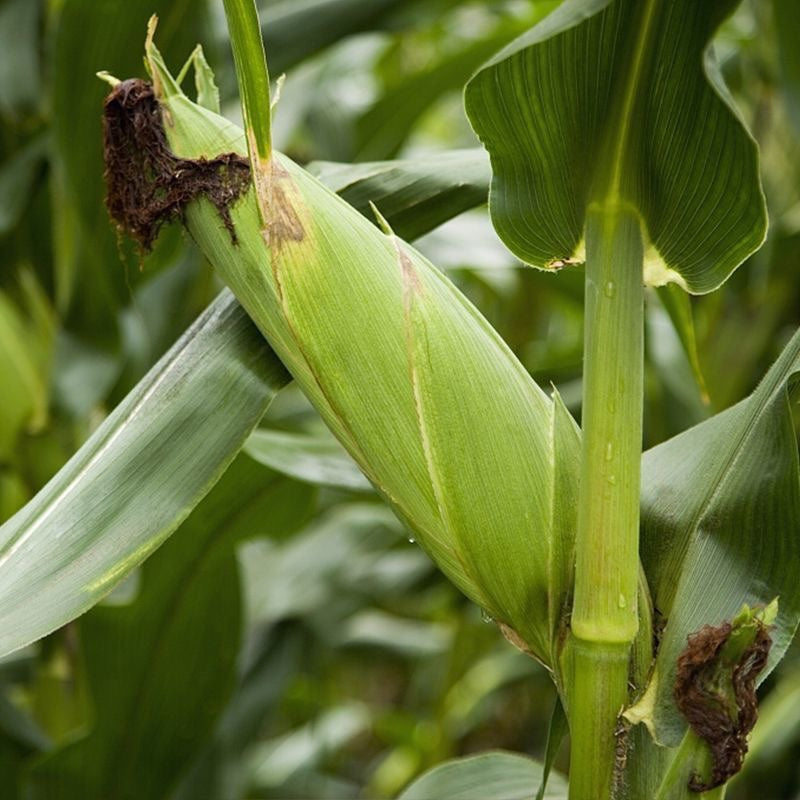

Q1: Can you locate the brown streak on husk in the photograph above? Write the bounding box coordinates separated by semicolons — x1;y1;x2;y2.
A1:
102;78;250;251
268;177;305;252
674;620;771;791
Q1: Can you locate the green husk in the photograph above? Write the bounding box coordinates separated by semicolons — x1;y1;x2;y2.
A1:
123;32;582;670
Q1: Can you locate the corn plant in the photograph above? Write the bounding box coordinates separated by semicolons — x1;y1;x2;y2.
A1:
0;1;798;799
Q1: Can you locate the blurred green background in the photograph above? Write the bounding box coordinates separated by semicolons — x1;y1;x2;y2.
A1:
0;0;798;797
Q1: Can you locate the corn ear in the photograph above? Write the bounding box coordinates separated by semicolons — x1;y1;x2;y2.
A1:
134;37;581;668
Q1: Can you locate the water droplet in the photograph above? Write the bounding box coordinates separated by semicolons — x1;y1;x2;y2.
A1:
605;442;613;461
604;281;615;298
407;535;416;544
607;474;617;485
480;608;495;624
618;593;627;609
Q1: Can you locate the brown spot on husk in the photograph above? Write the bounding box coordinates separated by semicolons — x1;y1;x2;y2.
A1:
674;619;771;791
269;180;305;250
102;78;250;251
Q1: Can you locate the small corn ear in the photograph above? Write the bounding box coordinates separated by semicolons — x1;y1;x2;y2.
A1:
134;38;581;668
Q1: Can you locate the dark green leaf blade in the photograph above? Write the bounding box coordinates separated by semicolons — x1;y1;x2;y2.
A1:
0;291;289;659
308;149;491;241
636;328;800;744
464;0;767;293
27;458;313;799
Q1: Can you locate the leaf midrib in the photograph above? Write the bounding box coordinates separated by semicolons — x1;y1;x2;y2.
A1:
604;0;659;204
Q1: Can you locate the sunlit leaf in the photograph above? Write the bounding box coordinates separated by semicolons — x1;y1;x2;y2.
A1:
245;427;372;491
0;291;289;659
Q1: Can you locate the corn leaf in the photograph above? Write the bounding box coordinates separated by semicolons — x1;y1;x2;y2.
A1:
635;328;800;744
397;751;567;800
307;149;490;241
245;428;372;491
27;458;313;799
0;291;289;659
464;0;766;293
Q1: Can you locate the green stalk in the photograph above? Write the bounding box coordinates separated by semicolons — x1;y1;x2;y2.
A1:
568;203;644;800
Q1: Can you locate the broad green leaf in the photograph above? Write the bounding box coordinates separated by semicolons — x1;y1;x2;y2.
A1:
0;291;289;659
27;459;313;799
245;427;372;491
308;149;491;242
464;0;767;293
397;752;567;800
633;327;800;744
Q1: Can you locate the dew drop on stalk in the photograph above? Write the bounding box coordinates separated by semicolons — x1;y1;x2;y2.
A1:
607;474;617;485
618;594;627;609
604;281;615;298
605;442;613;461
480;608;495;624
407;535;416;544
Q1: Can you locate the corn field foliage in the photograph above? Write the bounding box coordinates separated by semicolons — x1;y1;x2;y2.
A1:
0;1;799;798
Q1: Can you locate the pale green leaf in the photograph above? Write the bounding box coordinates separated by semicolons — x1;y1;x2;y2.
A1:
464;0;767;293
244;427;372;491
397;752;567;800
0;291;289;659
638;328;800;744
